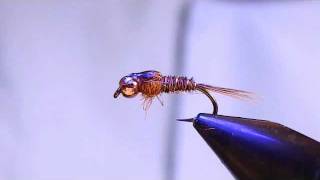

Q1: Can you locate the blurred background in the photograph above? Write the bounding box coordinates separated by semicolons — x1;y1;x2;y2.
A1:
1;1;320;180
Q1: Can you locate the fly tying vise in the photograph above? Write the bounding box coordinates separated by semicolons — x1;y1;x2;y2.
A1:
114;70;253;115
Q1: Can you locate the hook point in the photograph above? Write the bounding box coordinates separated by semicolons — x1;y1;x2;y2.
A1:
176;118;195;123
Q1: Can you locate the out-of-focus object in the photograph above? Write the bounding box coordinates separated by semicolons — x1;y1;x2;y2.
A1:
180;113;320;180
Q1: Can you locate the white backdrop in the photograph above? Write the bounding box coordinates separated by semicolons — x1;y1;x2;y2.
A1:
177;1;320;180
0;1;320;180
0;1;182;180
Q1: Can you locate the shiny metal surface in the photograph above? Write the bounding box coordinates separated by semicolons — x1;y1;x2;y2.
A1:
193;113;320;180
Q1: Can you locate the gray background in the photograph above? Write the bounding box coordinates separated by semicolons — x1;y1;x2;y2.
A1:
1;1;320;180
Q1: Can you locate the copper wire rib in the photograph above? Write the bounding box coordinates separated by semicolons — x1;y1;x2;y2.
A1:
114;70;253;115
160;76;219;114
